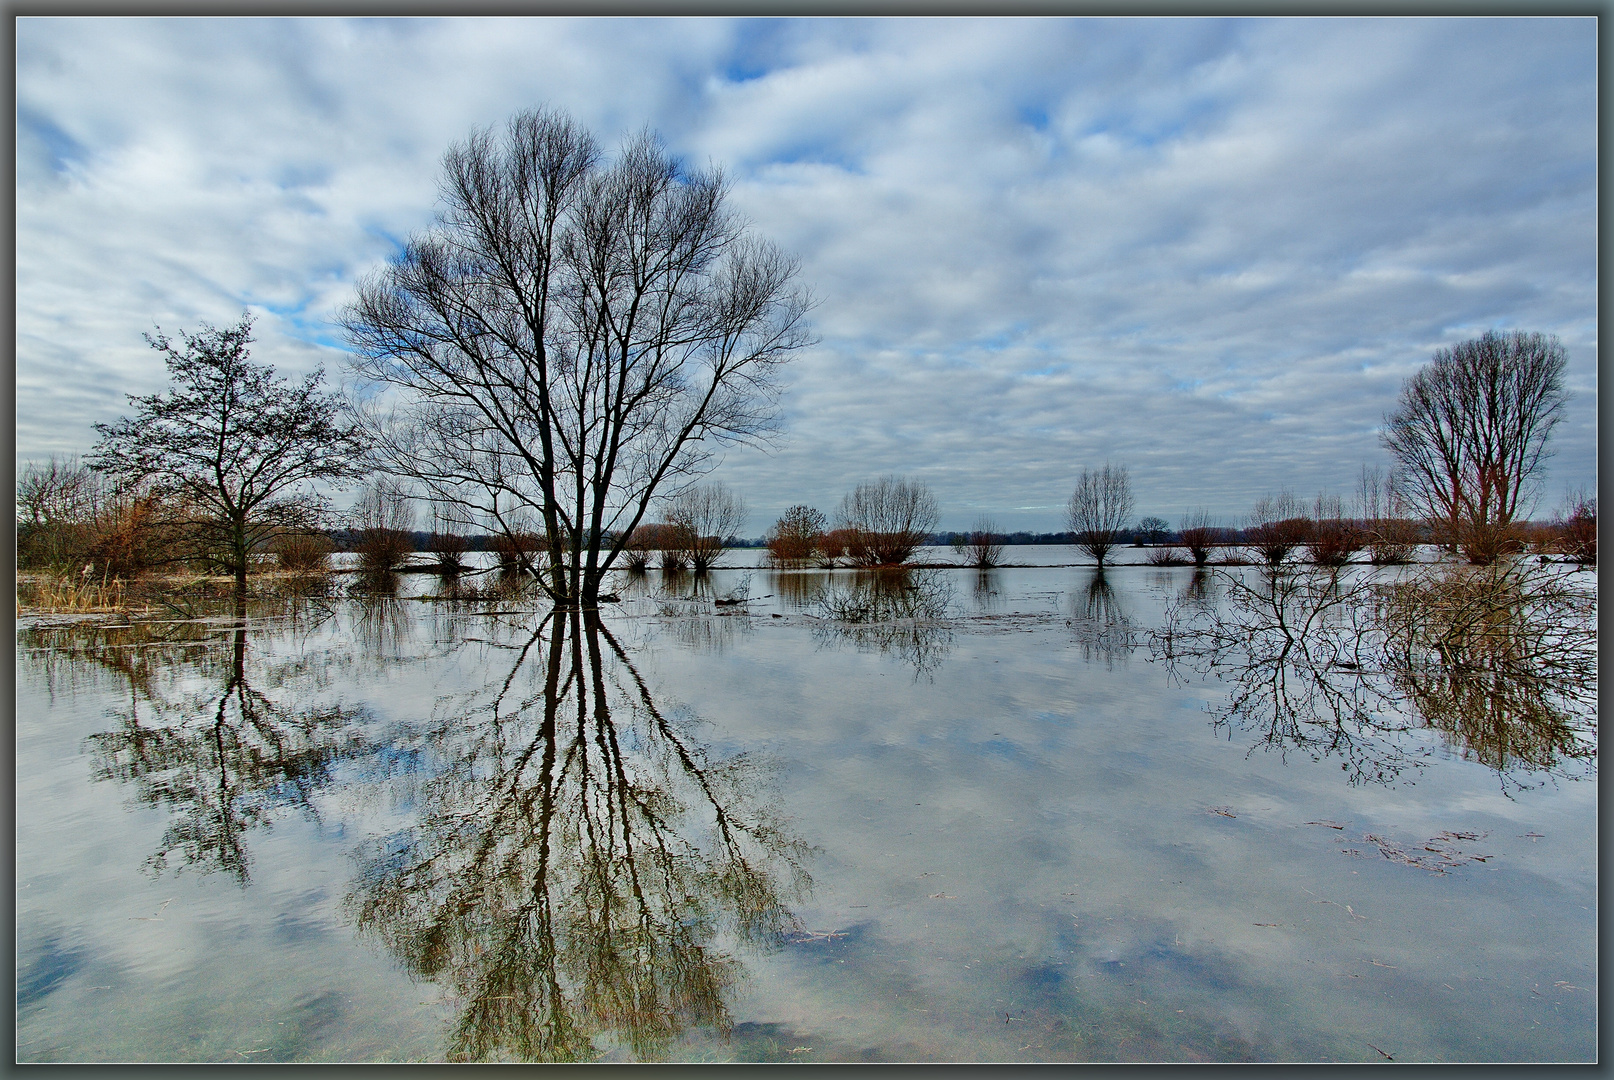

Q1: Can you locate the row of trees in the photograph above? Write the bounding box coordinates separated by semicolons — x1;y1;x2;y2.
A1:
759;477;940;569
18;106;1589;596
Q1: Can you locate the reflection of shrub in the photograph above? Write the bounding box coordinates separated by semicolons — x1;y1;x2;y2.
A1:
810;569;954;675
273;531;333;574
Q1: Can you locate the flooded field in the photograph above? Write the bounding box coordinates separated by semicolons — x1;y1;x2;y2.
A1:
15;550;1597;1062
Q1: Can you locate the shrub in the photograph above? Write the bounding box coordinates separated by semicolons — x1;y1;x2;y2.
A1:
353;480;416;575
817;528;854;567
837;477;939;567
1304;493;1365;566
273;531;333;574
951;516;1004;568
1146;546;1191;566
1553;489;1596;565
1178;509;1221;568
1246;491;1310;566
490;531;544;573
766;505;827;568
666;483;747;572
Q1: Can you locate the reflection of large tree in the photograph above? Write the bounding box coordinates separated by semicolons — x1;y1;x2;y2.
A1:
83;599;370;883
346;607;810;1062
1382;561;1596;778
1154;563;1597;788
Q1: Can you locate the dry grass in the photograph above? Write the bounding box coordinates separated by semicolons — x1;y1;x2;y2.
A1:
17;571;132;615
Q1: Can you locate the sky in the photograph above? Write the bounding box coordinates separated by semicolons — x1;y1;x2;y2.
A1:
15;16;1598;534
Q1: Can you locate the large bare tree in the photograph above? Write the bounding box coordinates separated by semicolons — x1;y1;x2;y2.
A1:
342;108;814;607
1066;462;1134;567
1381;331;1568;564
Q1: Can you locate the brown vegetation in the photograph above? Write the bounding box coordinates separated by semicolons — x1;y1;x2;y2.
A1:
766;505;827;568
1304;493;1366;566
272;531;334;575
1245;491;1310;566
352;480;417;576
17;457;170;578
1553;489;1596;565
1178;508;1221;568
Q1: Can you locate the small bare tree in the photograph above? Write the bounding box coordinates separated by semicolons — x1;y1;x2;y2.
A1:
1245;491;1310;566
352;479;416;576
666;482;747;573
838;477;939;567
89;316;361;591
1382;330;1568;564
1358;465;1417;565
1305;492;1365;566
1135;516;1171;547
1178;508;1220;568
1066;463;1134;567
951;516;1005;568
766;505;827;568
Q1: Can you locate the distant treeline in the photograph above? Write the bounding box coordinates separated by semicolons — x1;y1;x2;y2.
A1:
329;523;1454;552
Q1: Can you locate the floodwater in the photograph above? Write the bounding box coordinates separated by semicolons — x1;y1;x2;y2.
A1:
15;549;1597;1062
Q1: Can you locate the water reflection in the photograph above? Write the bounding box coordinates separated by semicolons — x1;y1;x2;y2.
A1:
970;569;1004;613
82;599;373;883
353;591;415;658
346;608;811;1062
1381;562;1597;780
1178;569;1218;612
1069;570;1139;668
806;569;954;677
1154;564;1597;788
767;569;835;612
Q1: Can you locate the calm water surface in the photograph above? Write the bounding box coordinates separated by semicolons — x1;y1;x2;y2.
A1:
15;550;1597;1062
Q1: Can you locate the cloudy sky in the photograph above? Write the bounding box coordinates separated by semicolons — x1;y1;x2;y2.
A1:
16;16;1597;533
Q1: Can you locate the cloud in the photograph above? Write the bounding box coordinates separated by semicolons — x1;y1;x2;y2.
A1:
16;16;1596;532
